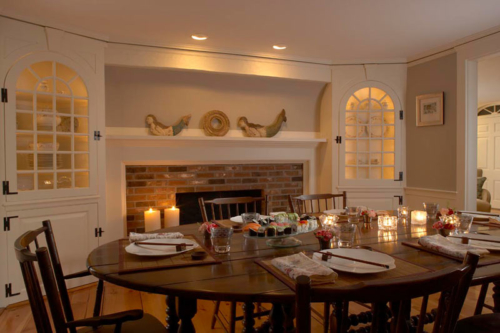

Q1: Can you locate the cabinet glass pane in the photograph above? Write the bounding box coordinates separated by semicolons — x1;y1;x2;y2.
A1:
75;154;89;170
74;136;89;151
17;68;38;90
37;79;54;93
57;135;71;151
37;134;53;148
37;154;53;170
38;173;54;190
31;61;53;78
17;153;33;170
16;113;33;131
55;80;70;95
37;115;54;131
57;154;72;170
17;134;33;150
70;77;88;97
56;63;77;82
56;96;71;114
16;92;33;110
17;173;34;191
36;94;53;112
343;87;397;181
57;172;72;189
57;116;72;133
75;117;88;134
75;172;89;188
74;99;88;115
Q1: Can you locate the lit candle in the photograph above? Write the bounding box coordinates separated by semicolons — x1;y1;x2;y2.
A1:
378;215;397;231
322;214;339;231
411;210;427;225
144;208;161;232
164;206;180;228
398;206;409;218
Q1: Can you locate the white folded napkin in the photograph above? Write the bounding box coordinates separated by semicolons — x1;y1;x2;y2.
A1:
129;232;184;242
418;234;489;259
271;253;337;284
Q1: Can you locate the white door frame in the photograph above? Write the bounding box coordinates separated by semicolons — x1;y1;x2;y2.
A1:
456;32;500;210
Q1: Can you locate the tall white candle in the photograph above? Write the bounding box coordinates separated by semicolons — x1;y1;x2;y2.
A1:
411;210;427;225
164;206;180;228
144;208;161;232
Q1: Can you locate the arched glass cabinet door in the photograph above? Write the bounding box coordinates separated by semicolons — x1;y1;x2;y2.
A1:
339;83;402;187
4;57;97;201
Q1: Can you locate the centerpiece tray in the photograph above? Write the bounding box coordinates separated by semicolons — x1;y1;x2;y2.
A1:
118;234;221;275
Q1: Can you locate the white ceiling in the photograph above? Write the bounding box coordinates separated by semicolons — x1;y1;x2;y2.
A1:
478;55;500;106
2;0;500;63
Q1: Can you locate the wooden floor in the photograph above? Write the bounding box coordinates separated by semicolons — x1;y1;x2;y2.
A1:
0;282;494;332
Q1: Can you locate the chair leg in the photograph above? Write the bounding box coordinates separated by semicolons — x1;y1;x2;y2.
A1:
93;279;104;317
256;302;262;319
229;301;237;333
211;300;221;329
323;302;330;333
475;283;489;315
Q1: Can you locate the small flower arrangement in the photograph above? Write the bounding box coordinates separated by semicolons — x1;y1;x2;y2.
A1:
368;210;377;218
432;220;456;231
437;207;454;218
198;221;218;235
315;230;333;241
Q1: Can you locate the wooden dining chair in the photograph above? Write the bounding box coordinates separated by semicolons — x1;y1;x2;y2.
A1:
14;220;166;333
288;192;347;215
198;196;270;332
198;195;269;222
295;252;479;333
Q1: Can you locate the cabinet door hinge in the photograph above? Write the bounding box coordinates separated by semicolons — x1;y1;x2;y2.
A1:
94;131;102;141
399;110;404;120
394;172;403;182
394;195;403;205
5;283;20;298
94;227;104;237
2;181;18;195
3;216;18;231
1;88;7;103
335;136;342;144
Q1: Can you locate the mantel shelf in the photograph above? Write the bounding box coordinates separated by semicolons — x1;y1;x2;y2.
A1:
105;134;327;148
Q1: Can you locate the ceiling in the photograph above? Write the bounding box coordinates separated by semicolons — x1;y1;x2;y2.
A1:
2;0;500;64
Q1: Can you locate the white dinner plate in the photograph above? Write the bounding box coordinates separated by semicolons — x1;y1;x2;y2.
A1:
448;235;500;252
125;238;199;257
312;249;396;274
230;215;271;223
323;209;345;215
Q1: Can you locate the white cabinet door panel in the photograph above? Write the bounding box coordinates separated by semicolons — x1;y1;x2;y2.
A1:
6;204;98;303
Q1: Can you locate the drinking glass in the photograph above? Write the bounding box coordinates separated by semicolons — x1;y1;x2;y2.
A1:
423;202;439;220
337;223;357;248
455;214;473;234
211;227;233;254
346;207;358;217
241;212;260;224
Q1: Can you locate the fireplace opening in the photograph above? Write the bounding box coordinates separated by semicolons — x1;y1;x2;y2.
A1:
176;189;264;224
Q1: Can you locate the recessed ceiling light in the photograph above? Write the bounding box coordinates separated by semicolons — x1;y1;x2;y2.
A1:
273;44;287;50
192;34;208;41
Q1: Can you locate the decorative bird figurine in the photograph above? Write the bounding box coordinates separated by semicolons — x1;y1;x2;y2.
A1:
145;114;191;136
237;109;287;138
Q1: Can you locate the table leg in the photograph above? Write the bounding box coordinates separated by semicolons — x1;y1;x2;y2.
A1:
177;297;197;333
242;302;256;333
283;303;295;332
493;280;500;313
166;295;179;332
269;303;285;333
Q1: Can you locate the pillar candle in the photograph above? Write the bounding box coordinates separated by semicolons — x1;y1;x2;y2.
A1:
411;210;427;225
144;208;161;232
164;206;180;228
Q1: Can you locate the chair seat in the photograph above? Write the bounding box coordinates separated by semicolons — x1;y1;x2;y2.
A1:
78;313;166;333
454;313;500;333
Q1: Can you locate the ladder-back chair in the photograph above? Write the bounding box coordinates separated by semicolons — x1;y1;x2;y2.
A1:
289;192;347;215
198;196;269;222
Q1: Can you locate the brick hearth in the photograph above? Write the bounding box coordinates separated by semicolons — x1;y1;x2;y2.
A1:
125;163;304;233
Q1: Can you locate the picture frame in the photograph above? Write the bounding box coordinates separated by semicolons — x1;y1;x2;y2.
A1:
416;92;444;127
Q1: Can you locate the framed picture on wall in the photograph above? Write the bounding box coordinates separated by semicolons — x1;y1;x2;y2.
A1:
416;92;444;126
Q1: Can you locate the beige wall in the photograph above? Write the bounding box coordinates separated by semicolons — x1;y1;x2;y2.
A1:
105;66;326;132
478;54;500;106
406;53;457;191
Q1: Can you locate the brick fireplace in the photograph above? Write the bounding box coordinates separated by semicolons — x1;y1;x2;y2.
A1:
125;163;303;234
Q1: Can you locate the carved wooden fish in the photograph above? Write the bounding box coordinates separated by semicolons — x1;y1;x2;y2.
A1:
146;114;191;136
237;109;287;137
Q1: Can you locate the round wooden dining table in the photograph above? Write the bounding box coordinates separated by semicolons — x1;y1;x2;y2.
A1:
87;219;500;332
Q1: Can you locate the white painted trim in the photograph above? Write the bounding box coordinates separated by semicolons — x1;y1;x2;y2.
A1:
408;49;456;68
404;187;458;209
105;44;332;83
2;195;100;210
404;187;457;199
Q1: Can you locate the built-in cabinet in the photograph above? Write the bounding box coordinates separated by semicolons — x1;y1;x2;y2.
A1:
0;17;106;307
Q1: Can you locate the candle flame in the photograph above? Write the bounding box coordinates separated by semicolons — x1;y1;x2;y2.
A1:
148;208;153;212
171;206;177;210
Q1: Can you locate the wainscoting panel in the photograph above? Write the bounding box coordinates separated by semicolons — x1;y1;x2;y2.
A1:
404;187;458;210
